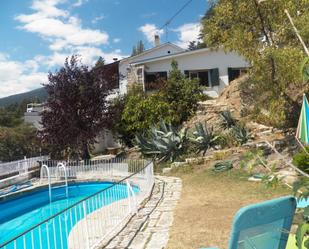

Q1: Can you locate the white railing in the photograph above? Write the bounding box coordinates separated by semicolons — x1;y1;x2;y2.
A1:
40;157;146;179
0;160;154;249
0;156;49;177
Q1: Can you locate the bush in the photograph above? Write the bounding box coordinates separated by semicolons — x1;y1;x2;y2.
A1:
161;60;202;125
0;123;42;162
292;147;309;173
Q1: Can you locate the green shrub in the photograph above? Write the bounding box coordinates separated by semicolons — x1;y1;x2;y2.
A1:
161;60;203;125
218;131;238;148
292;147;309;173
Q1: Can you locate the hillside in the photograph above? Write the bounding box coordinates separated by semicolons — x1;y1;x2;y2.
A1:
0;88;47;107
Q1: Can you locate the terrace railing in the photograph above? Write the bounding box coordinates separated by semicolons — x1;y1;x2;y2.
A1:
0;159;154;249
0;156;49;178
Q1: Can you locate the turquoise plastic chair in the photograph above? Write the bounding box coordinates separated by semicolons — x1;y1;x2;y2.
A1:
201;196;296;249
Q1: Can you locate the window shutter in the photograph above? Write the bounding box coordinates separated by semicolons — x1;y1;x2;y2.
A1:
184;70;189;78
228;67;232;83
210;68;219;86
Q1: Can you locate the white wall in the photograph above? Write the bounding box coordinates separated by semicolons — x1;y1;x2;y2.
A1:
143;49;248;96
119;43;184;94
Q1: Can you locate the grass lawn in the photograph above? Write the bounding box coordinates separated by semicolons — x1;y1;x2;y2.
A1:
165;164;295;249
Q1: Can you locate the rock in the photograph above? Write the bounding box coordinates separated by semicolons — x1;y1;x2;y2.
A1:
170;162;187;168
272;139;286;151
275;169;299;185
162;167;172;174
185;157;204;164
256;142;272;155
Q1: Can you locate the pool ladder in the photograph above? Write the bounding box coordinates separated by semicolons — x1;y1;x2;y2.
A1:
40;163;69;203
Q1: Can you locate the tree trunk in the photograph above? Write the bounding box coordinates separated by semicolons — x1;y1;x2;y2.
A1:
82;142;91;161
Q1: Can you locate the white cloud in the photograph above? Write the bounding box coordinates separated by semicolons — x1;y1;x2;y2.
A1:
0;56;47;98
113;38;121;43
173;22;202;49
16;0;109;51
72;0;88;7
91;14;107;24
138;24;164;44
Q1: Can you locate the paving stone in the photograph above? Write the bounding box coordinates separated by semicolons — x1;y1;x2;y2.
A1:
101;176;182;249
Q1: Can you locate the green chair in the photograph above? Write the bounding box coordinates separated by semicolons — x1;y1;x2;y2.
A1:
201;196;296;249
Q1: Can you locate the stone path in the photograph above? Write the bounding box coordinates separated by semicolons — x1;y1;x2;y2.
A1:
102;176;182;249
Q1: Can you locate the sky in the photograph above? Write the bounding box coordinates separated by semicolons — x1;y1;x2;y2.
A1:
0;0;209;98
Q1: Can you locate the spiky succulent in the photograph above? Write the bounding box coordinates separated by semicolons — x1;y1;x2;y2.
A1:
135;122;187;162
220;110;237;129
212;160;233;172
231;124;251;145
191;122;220;155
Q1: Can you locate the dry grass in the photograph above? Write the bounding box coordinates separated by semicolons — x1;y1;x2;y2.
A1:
166;165;291;249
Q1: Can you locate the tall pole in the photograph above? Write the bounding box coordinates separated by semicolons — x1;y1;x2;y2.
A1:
285;9;309;57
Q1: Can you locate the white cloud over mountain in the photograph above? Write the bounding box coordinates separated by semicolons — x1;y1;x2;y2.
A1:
0;53;47;98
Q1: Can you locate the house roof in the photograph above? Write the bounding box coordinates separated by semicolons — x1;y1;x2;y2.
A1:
120;42;184;63
130;47;220;65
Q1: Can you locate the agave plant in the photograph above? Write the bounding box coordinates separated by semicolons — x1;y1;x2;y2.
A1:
220;110;237;129
231;124;251;145
212;160;233;172
191;122;220;155
135;122;187;162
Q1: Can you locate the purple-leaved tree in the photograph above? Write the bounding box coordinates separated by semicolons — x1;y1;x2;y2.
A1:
41;55;117;160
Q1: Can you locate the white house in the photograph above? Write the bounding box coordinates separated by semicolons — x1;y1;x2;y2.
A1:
116;35;249;97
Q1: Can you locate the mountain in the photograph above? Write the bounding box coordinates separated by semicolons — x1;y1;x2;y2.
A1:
0;88;48;107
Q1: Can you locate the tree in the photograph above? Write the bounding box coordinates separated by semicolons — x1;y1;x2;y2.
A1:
161;60;202;125
188;40;207;50
94;56;105;69
0;123;42;162
41;56;114;159
202;0;309;128
131;40;145;56
188;41;198;50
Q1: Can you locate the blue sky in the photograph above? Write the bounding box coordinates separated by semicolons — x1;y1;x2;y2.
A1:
0;0;209;98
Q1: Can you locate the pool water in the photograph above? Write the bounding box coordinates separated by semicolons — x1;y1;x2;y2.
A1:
0;182;138;249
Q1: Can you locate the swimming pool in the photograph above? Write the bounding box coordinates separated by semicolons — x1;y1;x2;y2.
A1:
0;182;138;249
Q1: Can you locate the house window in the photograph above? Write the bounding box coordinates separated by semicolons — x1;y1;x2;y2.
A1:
185;68;220;87
228;68;248;82
189;70;210;87
136;67;144;84
145;71;167;91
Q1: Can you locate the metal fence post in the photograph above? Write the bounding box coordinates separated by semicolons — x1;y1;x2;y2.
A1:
82;201;90;249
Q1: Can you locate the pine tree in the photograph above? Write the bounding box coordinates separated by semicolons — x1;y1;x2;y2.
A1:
94;56;105;69
131;40;145;56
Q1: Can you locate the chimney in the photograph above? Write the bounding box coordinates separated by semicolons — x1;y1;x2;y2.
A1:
154;35;160;47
